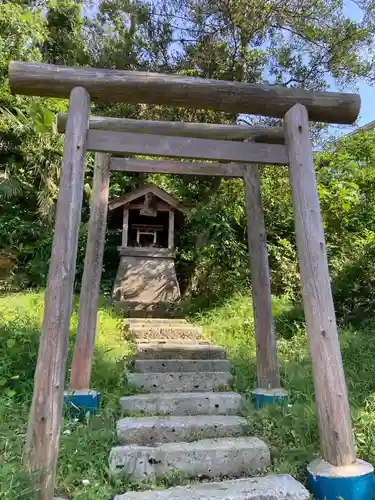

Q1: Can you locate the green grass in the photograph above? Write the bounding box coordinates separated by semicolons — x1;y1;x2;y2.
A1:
1;290;375;498
0;291;135;499
194;294;375;482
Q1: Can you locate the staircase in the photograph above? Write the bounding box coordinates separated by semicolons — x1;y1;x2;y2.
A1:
110;319;309;499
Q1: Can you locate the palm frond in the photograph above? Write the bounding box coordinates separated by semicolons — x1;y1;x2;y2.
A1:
0;170;22;199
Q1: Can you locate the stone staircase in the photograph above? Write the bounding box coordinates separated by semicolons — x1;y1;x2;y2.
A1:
110;319;310;499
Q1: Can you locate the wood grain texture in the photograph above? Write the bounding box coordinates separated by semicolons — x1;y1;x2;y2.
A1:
243;165;281;389
117;246;175;258
168;210;175;249
24;87;90;498
284;104;356;466
70;153;111;390
122;207;129;247
110;158;245;177
87;130;288;165
9;61;360;124
57;114;285;143
108;182;187;212
127;201;171;212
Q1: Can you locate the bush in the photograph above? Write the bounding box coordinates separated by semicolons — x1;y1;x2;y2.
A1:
333;240;375;325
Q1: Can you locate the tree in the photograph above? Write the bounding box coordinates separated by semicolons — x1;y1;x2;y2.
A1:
2;0;375;295
42;0;86;65
153;0;374;87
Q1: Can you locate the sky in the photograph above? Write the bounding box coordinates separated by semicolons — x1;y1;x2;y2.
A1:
343;1;375;129
84;0;374;132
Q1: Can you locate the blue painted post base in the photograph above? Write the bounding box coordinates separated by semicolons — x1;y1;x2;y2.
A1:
308;457;374;500
64;389;101;419
251;387;289;408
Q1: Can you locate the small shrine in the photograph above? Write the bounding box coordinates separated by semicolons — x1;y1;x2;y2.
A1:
108;183;186;305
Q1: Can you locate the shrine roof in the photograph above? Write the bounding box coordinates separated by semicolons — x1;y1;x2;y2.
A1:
108;182;187;213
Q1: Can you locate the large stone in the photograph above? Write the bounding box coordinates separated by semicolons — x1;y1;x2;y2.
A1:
114;475;310;500
120;391;243;416
127;371;232;393
113;255;180;303
133;359;231;373
116;415;247;445
135;343;227;360
109;437;270;480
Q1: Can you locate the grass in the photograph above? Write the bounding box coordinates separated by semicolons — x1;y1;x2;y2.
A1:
0;291;134;499
1;290;375;498
193;294;375;482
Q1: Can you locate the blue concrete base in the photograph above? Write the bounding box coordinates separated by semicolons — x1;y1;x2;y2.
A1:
251;387;289;408
64;389;101;418
308;457;374;500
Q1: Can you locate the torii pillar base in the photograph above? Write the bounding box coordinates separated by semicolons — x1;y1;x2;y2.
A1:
251;388;289;408
308;458;374;500
64;389;101;419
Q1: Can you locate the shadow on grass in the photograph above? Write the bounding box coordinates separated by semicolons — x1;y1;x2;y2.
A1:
175;293;232;319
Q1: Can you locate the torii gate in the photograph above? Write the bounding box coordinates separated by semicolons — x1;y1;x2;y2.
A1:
8;61;373;500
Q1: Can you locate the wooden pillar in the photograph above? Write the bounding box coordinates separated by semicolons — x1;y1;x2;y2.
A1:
24;87;90;498
70;153;111;390
122;207;129;247
243;165;281;389
168;209;175;249
284;103;356;466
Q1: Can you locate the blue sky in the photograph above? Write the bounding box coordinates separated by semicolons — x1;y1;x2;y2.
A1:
85;0;373;131
351;82;374;127
343;1;374;128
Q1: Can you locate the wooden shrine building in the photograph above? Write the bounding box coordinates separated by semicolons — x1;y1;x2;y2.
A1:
108;183;186;304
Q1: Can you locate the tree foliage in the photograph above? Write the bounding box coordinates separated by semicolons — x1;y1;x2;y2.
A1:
1;0;375;315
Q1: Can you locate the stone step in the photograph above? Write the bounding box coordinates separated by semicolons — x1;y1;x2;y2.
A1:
135;343;226;360
134;359;231;373
109;436;270;480
116;415;247;445
128;325;203;342
125;318;188;326
127;372;232;393
120;391;243;416
114;475;310;500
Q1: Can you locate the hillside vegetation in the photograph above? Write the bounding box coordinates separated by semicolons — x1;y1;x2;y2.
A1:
2;0;375;498
2;0;375;302
2;292;375;499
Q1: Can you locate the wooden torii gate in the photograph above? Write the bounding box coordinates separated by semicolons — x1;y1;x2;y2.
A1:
8;61;373;500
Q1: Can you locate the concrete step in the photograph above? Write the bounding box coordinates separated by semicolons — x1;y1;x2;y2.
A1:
114;475;310;500
135;343;226;360
134;359;231;373
125;318;188;325
128;325;203;342
116;415;247;445
120;391;243;416
109;436;270;480
127;372;232;393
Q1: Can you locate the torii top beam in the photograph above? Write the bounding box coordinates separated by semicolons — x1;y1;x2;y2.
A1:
9;61;360;125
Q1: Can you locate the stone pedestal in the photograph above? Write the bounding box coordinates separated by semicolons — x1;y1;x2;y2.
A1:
112;247;180;304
